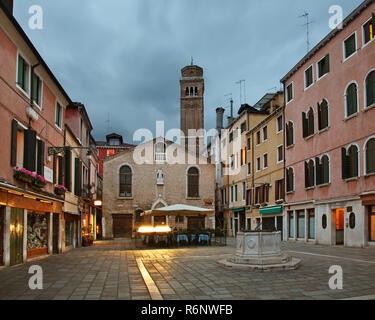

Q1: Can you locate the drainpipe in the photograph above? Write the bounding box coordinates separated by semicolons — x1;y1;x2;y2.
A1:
282;82;287;241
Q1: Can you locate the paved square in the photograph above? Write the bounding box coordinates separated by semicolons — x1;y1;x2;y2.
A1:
0;240;374;300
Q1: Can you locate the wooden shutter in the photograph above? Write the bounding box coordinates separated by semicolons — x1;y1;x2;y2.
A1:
260;185;264;204
281;179;285;200
78;160;82;196
325;55;330;73
37;140;44;175
58;156;64;185
53;155;57;184
23;129;36;171
275;180;279;201
351;147;359;178
10;119;18;166
367;71;375;107
305;162;309;188
74;158;79;196
64;149;72;191
17;55;23;87
342;148;349;179
316;157;322;185
318;103;322;131
302;113;308;138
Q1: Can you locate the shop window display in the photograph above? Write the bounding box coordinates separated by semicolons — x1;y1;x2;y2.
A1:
27;212;48;250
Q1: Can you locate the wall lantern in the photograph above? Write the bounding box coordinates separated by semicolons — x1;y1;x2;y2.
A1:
94;200;102;207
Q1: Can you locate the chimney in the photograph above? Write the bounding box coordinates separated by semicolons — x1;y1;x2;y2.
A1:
216;107;224;131
1;0;14;14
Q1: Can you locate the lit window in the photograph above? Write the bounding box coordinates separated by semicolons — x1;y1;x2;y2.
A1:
363;18;374;45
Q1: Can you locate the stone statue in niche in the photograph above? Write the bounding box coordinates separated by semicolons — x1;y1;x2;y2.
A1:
157;169;164;185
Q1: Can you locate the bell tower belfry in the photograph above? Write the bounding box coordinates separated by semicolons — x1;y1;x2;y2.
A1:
180;63;204;152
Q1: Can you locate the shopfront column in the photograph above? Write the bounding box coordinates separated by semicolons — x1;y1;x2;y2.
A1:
48;213;53;254
4;206;10;266
304;209;308;242
23;210;28;262
58;213;63;253
293;210;297;240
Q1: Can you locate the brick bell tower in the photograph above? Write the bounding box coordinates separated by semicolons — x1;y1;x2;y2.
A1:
180;62;205;153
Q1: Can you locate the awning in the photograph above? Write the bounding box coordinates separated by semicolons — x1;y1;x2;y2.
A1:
232;208;245;213
141;204;214;217
260;206;283;215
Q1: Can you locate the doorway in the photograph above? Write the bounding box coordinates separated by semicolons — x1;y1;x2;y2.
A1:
10;207;23;266
277;216;283;240
53;214;59;254
369;207;375;242
0;206;4;265
333;209;344;245
112;214;133;238
262;217;276;231
239;211;246;231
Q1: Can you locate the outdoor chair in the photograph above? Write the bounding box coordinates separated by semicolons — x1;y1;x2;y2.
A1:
198;234;210;245
176;234;189;246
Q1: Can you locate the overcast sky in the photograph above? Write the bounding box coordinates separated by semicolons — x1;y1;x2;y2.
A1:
14;0;362;143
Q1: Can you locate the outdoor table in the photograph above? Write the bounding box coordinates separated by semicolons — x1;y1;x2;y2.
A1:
198;234;210;244
176;234;189;243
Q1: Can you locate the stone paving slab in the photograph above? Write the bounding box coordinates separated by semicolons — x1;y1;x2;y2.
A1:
0;240;374;300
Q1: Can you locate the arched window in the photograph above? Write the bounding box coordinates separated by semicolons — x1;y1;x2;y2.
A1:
316;155;330;185
155;142;166;162
187;167;199;198
305;159;315;188
366;71;375;108
342;145;359;179
194;87;198;96
346;83;358;117
365;138;375;174
119;165;132;197
185;87;189;96
286;121;294;147
286;168;294;192
318;99;329;130
190;87;194;96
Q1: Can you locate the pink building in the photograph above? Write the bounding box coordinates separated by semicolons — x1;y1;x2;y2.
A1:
281;0;375;247
0;1;72;265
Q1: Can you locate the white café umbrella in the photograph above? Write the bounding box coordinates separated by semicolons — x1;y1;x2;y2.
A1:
141;204;214;217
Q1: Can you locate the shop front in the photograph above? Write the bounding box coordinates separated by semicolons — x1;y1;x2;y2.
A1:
64;213;80;251
0;184;63;266
361;193;375;246
27;211;48;258
260;206;284;239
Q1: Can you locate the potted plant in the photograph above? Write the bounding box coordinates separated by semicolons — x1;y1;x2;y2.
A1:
54;185;67;195
13;167;35;184
32;174;47;188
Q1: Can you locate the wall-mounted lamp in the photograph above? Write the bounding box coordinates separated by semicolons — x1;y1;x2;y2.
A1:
94;200;102;207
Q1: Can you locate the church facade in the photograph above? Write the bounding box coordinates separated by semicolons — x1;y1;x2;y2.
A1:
102;64;215;238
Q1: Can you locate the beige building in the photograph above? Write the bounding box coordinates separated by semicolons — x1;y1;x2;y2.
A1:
247;92;285;236
102;138;215;238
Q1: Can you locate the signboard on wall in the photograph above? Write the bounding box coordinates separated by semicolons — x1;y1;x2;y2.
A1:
44;166;53;183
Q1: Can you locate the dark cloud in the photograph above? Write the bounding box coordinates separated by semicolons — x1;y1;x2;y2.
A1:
13;0;362;143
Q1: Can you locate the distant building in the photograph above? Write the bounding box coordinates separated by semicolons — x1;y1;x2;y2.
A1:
96;133;134;177
102;64;215;238
281;0;375;247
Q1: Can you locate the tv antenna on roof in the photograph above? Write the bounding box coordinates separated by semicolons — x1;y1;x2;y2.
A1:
236;80;246;105
299;11;315;53
105;112;112;133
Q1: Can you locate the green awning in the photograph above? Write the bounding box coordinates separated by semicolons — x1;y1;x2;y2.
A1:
232;208;245;213
260;206;283;215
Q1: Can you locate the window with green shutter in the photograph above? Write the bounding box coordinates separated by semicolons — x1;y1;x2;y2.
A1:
286;121;294;146
318;100;329;130
305;65;313;88
305;160;315;188
318;54;330;79
366;71;375;107
286;83;293;102
344;33;356;59
55;102;62;128
366;138;375;174
32;74;42;107
348;145;359;178
17;54;29;92
346;83;358;117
